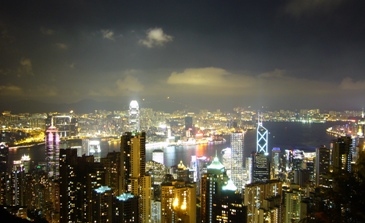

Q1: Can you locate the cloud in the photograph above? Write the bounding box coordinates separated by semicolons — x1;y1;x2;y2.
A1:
89;73;144;97
101;29;115;40
339;77;365;90
167;67;230;86
258;69;286;79
116;75;144;92
34;85;58;97
165;67;336;98
56;43;68;50
0;85;23;95
139;28;173;48
40;26;54;35
18;58;34;77
284;0;344;17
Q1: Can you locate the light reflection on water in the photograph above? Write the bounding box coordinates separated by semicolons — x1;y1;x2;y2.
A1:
8;122;342;168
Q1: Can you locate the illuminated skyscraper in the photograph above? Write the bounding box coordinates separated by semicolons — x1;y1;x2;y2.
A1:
230;132;245;190
92;186;113;223
45;125;60;179
257;114;269;155
200;156;227;223
244;180;283;223
0;143;9;205
120;131;151;223
129;100;140;132
315;146;330;186
331;136;352;173
161;174;196;223
59;149;78;223
251;152;270;183
45;125;61;222
284;185;306;223
271;147;281;180
113;193;139;222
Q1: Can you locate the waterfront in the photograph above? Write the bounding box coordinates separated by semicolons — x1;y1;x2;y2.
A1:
8;121;343;168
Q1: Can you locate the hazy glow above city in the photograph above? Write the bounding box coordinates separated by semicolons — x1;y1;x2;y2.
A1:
1;1;365;112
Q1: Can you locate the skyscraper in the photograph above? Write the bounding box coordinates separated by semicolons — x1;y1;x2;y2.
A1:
113;193;139;222
129;100;140;132
92;186;113;223
331;136;352;173
315;146;330;186
45;125;61;222
271;147;281;180
45;125;60;179
230;132;245;190
119;131;151;223
0;143;9;205
257;114;269;155
244;180;283;223
251;152;270;183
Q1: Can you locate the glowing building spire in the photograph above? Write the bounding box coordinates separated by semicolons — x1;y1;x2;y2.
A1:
129;100;140;132
256;113;269;155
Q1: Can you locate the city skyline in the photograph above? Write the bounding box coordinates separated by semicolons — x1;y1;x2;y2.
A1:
1;1;365;113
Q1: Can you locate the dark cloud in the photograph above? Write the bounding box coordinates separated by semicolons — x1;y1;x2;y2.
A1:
0;0;364;112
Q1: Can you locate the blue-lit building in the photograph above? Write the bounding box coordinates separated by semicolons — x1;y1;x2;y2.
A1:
113;193;139;222
201;156;245;223
92;186;113;223
256;114;269;155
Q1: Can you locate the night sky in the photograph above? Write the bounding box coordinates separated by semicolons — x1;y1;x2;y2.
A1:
1;0;365;112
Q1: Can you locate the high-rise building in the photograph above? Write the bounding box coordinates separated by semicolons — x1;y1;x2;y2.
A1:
201;156;242;223
0;143;9;205
230;132;245;190
59;148;106;223
251;152;270;183
45;126;60;179
271;147;281;180
315;146;330;187
59;149;78;223
331;136;352;173
185;116;193;137
284;185;307;223
101;151;120;196
119;132;146;194
45;125;61;222
92;186;113;223
119;131;151;222
215;179;247;223
11;160;26;206
244;180;283;223
161;174;196;223
113;193;139;222
129;100;140;132
257;114;269;155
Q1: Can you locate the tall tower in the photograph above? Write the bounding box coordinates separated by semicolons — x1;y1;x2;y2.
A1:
200;156;227;223
119;131;150;223
331;136;352;173
45;125;60;179
0;143;9;205
45;124;61;222
257;113;269;155
315;146;330;186
251;152;270;183
230;132;245;190
271;147;281;180
129;100;140;132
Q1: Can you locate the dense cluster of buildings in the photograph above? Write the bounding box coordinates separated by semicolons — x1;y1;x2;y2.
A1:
0;102;364;222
